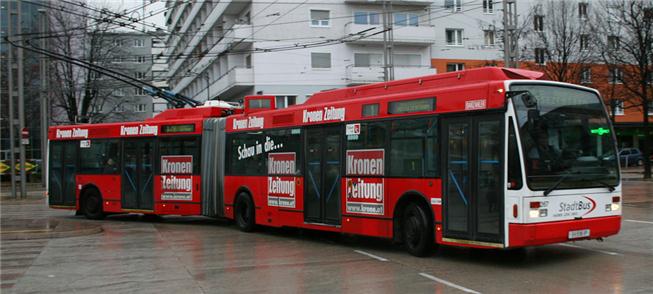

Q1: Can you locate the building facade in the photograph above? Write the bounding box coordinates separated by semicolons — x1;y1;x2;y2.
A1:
163;0;436;107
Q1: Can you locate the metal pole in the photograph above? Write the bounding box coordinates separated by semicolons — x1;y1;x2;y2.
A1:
7;1;17;199
18;0;27;199
388;1;394;81
502;0;510;67
39;9;48;188
382;1;388;81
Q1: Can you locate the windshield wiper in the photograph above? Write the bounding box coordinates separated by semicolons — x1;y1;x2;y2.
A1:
543;171;579;196
591;180;616;192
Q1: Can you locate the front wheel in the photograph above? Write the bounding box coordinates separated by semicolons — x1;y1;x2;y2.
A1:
82;189;105;220
235;193;255;232
402;203;434;257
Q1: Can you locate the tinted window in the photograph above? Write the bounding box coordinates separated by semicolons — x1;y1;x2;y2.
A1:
362;104;379;117
508;119;523;189
159;136;201;174
388;117;438;177
227;128;302;176
80;140;120;174
346;121;387;150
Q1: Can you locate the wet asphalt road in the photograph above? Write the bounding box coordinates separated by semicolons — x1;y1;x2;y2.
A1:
1;181;652;293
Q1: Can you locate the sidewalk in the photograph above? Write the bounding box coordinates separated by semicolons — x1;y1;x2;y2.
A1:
621;166;653;182
0;183;102;240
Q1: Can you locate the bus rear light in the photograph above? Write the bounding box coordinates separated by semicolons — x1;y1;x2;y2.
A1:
513;204;518;218
529;202;541;209
612;196;620;203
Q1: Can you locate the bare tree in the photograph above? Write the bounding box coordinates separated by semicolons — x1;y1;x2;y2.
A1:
519;0;596;82
591;0;653;179
47;6;136;124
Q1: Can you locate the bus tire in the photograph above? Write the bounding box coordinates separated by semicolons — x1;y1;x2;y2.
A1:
402;202;433;257
235;192;255;232
82;188;105;220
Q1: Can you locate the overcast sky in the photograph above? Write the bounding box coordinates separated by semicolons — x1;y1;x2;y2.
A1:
89;0;167;30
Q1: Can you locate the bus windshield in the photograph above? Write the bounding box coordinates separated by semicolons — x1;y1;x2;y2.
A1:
511;84;619;191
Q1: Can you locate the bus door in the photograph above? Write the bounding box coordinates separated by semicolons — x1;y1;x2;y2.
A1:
304;126;342;225
442;114;504;245
121;139;155;210
48;141;78;206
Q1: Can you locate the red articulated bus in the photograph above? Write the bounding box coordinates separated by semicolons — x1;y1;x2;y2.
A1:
49;67;622;256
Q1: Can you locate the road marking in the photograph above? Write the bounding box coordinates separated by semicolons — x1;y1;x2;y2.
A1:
354;250;388;262
625;219;653;225
558;243;621;256
419;273;482;294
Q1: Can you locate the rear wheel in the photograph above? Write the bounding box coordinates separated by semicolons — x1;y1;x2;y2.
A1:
235;193;255;232
82;188;105;220
402;202;434;257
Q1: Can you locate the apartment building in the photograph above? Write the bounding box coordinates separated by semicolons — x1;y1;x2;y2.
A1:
99;32;156;122
163;0;436;107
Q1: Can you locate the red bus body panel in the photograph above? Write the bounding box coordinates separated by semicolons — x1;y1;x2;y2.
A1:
508;216;621;247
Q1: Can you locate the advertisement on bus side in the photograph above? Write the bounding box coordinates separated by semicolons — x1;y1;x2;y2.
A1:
160;155;193;201
267;152;296;208
345;149;385;215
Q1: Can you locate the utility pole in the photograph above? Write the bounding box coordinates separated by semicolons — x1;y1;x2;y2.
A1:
382;1;395;81
503;0;518;68
17;0;27;198
7;0;17;199
39;9;48;188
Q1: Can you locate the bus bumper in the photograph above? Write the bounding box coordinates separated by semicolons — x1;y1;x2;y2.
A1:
508;215;621;247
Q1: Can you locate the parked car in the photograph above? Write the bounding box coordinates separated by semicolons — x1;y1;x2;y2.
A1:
618;148;643;166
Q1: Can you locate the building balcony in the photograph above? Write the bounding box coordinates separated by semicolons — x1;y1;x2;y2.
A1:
197;67;254;101
344;0;432;6
345;65;436;85
344;23;435;46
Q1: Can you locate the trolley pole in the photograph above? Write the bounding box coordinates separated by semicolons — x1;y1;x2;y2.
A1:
39;9;48;188
17;0;27;198
7;1;17;199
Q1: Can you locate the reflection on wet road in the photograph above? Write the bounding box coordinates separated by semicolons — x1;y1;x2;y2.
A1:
2;181;652;293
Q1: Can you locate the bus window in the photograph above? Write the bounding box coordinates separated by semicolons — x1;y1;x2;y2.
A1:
346;121;387;150
388;117;438;177
80;140;120;174
362;104;379;117
507;118;523;189
159;136;201;174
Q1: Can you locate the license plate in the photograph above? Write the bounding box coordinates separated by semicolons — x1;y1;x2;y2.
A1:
568;229;590;239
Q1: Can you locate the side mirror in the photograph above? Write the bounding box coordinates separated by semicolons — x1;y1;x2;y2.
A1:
521;93;538;108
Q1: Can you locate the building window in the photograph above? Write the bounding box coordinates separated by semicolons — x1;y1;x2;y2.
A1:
112;39;124;47
446;28;463;46
483;0;494;13
580;68;592;84
580;34;589;50
609;67;623;84
113;56;125;63
275;95;297;109
445;0;462;12
613;100;624;115
534;48;546;64
135;56;147;63
134;39;145;47
484;30;495;45
579;2;588;19
134;87;145;96
114;89;125;97
310;10;330;27
354;11;380;25
311;52;331;69
135;104;147;112
648;101;653;115
394;13;419;26
134;72;145;79
446;63;465;72
534;15;544;31
392;54;421;67
354;53;383;67
608;35;620;50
